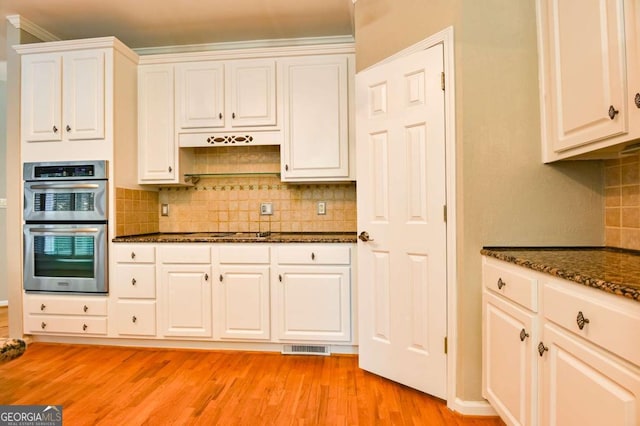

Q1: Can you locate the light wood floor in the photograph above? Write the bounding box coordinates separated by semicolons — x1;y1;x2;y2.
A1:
0;342;504;425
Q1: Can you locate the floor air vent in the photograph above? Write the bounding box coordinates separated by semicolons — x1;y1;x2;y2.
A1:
282;344;331;356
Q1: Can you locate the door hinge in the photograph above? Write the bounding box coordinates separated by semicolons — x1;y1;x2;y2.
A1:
441;72;445;91
443;205;447;222
444;336;448;354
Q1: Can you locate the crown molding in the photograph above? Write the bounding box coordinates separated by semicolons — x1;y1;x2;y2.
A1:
6;15;60;43
134;35;354;57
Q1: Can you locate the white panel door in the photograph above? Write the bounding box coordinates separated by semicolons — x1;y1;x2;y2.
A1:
356;45;447;398
63;50;105;140
217;265;270;340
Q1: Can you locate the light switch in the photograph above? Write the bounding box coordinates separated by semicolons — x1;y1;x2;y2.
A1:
161;204;169;216
0;198;6;208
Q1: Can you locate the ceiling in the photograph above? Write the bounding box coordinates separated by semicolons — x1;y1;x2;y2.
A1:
0;0;355;60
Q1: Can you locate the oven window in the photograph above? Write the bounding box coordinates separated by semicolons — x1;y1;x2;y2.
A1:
33;235;95;278
33;192;96;213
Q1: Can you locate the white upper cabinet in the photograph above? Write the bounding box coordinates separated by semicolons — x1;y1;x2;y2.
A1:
175;61;224;129
176;59;277;132
22;50;105;143
537;0;640;161
138;64;178;183
280;55;353;181
17;37;138;163
229;60;277;127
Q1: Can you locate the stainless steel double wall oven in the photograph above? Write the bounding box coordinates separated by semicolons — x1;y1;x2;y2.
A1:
23;160;109;294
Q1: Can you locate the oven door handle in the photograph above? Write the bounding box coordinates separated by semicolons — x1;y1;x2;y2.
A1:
28;227;100;234
28;183;101;190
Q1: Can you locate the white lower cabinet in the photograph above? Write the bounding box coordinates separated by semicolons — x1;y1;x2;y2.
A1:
540;323;640;426
159;245;212;338
113;244;157;337
483;292;537;426
23;295;108;335
160;265;212;338
275;245;352;342
115;300;157;336
216;245;271;340
482;255;640;426
29;242;355;346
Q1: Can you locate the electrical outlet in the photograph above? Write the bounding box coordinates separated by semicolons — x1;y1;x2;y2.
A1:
317;201;326;215
260;202;273;215
161;204;169;216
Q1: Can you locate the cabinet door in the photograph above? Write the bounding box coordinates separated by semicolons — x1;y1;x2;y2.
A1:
483;292;537;426
281;55;350;181
275;266;351;341
540;0;627;152
540;324;640;426
21;53;62;142
138;64;177;182
175;61;224;129
63;50;105;140
160;264;212;337
217;265;270;340
228;59;277;127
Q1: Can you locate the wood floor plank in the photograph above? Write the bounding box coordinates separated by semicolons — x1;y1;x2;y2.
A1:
0;343;504;425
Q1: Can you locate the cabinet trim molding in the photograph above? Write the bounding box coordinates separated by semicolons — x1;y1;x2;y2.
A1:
137;39;355;64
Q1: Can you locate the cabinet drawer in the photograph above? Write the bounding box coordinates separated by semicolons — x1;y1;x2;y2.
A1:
115;265;156;298
25;296;108;316
277;245;350;265
115;244;155;263
483;258;538;312
115;301;157;336
24;315;107;335
159;245;211;264
218;245;270;264
544;280;640;367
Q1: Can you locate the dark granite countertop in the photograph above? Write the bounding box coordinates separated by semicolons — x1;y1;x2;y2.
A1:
481;247;640;302
113;232;357;244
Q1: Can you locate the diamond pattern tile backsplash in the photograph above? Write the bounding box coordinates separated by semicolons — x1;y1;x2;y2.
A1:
605;153;640;250
115;146;357;236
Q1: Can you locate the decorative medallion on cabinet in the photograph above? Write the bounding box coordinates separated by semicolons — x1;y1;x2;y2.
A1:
176;58;282;148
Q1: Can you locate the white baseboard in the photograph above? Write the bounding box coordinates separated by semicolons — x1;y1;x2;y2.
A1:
0;300;8;307
449;398;497;417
